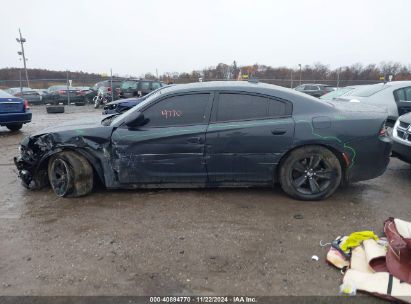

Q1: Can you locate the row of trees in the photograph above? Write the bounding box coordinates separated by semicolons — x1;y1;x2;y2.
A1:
1;61;411;89
155;61;411;87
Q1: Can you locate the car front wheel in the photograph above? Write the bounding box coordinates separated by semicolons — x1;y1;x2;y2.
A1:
48;151;94;197
279;145;342;201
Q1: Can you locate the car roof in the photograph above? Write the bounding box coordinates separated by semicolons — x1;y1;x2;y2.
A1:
157;81;328;104
300;83;332;86
123;79;160;82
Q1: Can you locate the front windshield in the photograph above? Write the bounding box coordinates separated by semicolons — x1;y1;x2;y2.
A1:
110;86;170;126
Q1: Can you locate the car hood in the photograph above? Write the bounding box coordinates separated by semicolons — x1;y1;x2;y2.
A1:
399;112;411;124
31;116;105;137
106;98;141;106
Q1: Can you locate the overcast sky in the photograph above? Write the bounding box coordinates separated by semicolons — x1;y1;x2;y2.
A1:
1;0;410;76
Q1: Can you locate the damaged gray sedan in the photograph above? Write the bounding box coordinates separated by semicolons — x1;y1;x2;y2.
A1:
15;81;392;200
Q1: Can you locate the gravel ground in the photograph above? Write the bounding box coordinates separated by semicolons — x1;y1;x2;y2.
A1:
0;105;410;298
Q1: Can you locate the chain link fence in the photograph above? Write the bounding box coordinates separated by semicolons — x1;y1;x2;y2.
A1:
0;77;382;90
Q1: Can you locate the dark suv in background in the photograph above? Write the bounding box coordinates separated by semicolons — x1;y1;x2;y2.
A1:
118;79;165;98
294;84;336;97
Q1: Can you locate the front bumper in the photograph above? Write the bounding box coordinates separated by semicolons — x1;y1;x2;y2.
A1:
392;139;411;164
14;155;34;189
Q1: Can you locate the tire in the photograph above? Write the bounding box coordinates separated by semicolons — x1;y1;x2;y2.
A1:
46;106;65;114
6;123;23;131
48;151;94;197
279;145;342;201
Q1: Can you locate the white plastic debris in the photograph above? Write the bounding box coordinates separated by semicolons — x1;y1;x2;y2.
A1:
311;255;319;261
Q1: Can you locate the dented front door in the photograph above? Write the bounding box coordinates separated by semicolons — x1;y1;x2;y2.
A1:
111;93;212;185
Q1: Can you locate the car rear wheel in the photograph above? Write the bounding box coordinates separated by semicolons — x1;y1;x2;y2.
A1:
279;145;342;201
48;151;93;197
6;123;23;131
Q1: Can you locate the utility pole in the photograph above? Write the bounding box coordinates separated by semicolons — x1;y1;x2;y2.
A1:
290;69;293;88
19;70;23;94
66;70;70;105
16;29;29;87
298;64;302;85
336;67;341;88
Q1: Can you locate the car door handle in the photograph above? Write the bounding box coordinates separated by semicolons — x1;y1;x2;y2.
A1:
187;137;202;144
271;129;287;135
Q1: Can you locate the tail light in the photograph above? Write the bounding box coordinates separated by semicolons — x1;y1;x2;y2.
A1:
107;87;112;92
378;121;389;137
58;90;66;94
24;99;30;110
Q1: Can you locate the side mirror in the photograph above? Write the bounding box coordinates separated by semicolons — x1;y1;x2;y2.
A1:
124;111;145;128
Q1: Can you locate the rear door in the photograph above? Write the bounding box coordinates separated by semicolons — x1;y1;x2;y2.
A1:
205;92;294;184
111;92;213;184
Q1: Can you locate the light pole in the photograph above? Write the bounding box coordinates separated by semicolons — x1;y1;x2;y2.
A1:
336;67;341;88
16;29;29;87
298;64;302;85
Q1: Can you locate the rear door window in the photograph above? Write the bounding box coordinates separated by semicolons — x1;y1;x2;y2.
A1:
151;82;161;90
216;93;267;122
140;81;151;91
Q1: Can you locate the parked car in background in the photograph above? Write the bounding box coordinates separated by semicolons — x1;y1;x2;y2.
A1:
44;85;82;105
102;86;172;115
338;81;411;126
34;89;49;99
5;87;31;95
118;79;165;98
320;85;369;101
102;97;143;115
5;87;42;104
75;86;93;104
13;90;42;105
294;84;336;97
392;112;411;163
0;89;32;131
15;81;391;201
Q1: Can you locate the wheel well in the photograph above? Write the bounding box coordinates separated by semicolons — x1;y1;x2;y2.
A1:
275;144;348;184
37;148;105;186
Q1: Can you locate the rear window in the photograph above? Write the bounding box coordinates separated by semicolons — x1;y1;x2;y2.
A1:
351;85;389;97
0;90;14;98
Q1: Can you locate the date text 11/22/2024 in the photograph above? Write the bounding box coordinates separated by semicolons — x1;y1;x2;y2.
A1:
149;296;257;303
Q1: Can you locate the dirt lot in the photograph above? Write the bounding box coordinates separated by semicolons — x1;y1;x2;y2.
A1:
0;105;410;297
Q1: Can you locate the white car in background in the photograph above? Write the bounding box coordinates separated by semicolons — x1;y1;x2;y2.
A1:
338;81;411;126
320;85;370;101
